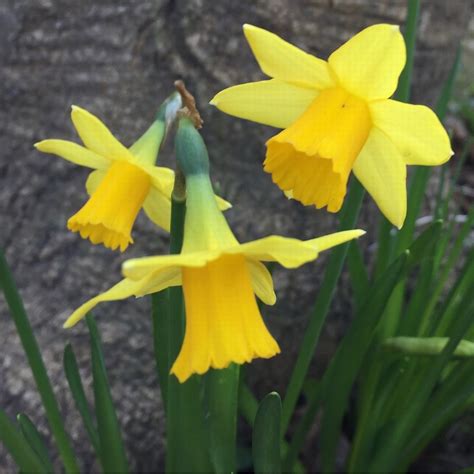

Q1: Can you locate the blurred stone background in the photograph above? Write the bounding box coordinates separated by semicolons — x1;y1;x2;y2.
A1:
0;0;472;471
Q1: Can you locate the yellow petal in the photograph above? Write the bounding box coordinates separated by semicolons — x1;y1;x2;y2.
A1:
210;79;318;129
216;195;232;211
64;278;147;328
370;99;453;165
141;165;175;191
64;269;181;328
243;24;334;89
328;24;406;100
353;128;407;228
35;140;109;169
247;259;276;305
122;250;221;281
142;187;172;232
71;105;134;161
305;230;366;253
85;169;106;195
238;236;318;268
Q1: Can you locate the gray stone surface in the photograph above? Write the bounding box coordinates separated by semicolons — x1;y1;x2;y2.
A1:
0;0;471;471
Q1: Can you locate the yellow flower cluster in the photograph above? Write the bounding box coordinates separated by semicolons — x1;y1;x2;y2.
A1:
36;23;451;382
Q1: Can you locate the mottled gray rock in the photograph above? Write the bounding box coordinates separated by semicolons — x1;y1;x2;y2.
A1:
0;0;471;471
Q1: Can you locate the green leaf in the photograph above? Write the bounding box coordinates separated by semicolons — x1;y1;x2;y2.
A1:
282;178;365;433
0;249;79;473
0;410;45;473
369;297;474;471
151;290;170;409
87;315;129;473
17;413;54;473
253;392;282;474
63;343;100;455
347;241;369;310
320;251;410;473
205;365;240;473
383;337;474;358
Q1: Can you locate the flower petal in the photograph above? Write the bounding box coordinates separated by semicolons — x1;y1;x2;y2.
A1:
211;79;318;128
71;105;134;161
35;140;110;169
247;259;276;305
143;187;172;232
64;269;181;328
243;24;334;89
328;24;406;100
353;127;407;228
370;99;453;165
64;278;148;328
305;229;366;252
85;169;106;195
238;236;318;268
122;250;222;281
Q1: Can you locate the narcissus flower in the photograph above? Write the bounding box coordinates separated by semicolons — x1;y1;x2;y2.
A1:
35;105;230;251
63;118;364;382
211;24;453;228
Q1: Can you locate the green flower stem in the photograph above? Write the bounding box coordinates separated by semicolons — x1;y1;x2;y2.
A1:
0;249;79;473
205;365;240;473
165;183;212;473
281;179;365;434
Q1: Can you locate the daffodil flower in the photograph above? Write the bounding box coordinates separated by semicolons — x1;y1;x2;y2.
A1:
35;104;231;251
63;118;365;382
211;24;453;228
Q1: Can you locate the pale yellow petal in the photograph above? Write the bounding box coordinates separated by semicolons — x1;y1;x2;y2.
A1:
243;24;334;89
71;105;134;161
370;99;453;165
142;187;172;232
63;278;148;328
237;236;318;268
353;128;407;228
35;140;109;169
145;165;175;192
122;250;222;281
328;24;406;100
247;259;276;305
85;169;106;195
64;269;181;328
210;80;318;128
216;195;232;211
305;230;365;252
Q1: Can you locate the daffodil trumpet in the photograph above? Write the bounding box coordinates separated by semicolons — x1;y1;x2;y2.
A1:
211;24;453;228
35;94;231;251
64;117;365;382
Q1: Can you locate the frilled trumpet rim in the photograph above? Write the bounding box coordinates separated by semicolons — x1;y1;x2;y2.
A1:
68;160;151;251
171;254;281;382
264;87;371;212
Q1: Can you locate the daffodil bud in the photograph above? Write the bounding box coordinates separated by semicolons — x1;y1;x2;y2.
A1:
175;117;210;177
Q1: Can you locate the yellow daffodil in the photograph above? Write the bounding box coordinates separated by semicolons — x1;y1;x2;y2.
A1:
35;105;230;251
211;24;453;228
63;118;364;382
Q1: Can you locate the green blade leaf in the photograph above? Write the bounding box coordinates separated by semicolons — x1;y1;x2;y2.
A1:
0;410;45;473
17;413;55;473
383;336;474;358
205;364;240;473
282;178;365;433
253;392;282;474
320;251;410;473
0;249;79;473
63;343;100;455
151;290;170;409
87;314;129;473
